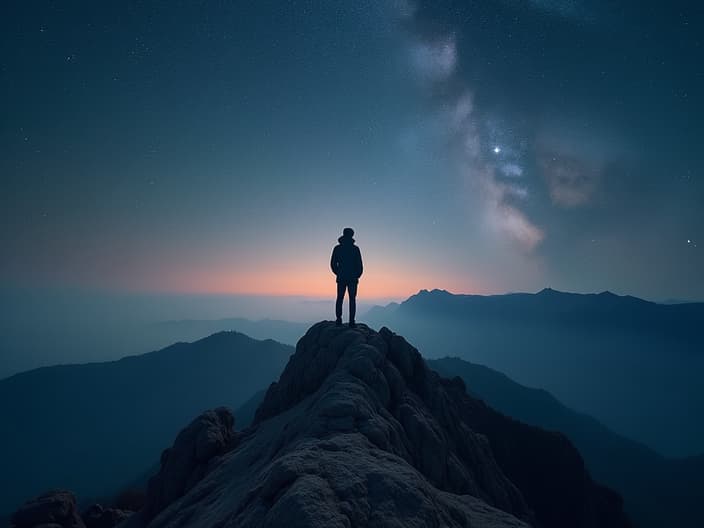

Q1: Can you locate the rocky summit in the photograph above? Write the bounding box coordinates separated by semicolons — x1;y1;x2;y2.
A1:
125;322;631;528
9;489;132;528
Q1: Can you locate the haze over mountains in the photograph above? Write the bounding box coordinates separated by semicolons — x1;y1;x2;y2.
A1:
427;357;703;528
366;288;704;457
3;287;702;526
4;287;700;456
4;319;702;526
0;332;293;515
0;287;372;378
4;286;699;456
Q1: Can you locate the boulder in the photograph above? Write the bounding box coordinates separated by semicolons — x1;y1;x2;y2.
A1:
140;406;236;522
10;490;85;528
82;504;132;528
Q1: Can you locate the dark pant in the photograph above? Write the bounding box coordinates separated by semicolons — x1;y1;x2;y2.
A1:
335;280;358;321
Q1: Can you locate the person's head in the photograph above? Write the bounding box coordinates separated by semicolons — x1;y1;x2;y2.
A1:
342;227;354;238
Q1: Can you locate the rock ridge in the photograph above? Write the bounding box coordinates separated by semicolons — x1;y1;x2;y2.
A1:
127;321;630;528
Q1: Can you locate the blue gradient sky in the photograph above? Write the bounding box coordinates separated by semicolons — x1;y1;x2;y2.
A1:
2;0;702;300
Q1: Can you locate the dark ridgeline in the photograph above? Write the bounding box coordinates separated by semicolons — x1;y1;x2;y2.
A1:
366;288;704;458
330;227;363;327
428;357;704;528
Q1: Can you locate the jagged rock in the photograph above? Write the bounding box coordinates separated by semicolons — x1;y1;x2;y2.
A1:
125;322;631;528
82;504;132;528
10;490;85;528
140;406;236;522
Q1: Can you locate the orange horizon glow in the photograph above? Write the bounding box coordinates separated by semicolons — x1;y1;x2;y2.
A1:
17;245;498;300
141;274;486;299
8;263;495;300
122;261;491;299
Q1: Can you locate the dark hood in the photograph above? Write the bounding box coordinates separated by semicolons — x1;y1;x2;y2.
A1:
338;236;355;244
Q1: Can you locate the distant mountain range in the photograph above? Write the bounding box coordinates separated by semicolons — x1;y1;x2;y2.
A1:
0;332;293;516
366;288;704;456
427;357;704;528
0;299;310;380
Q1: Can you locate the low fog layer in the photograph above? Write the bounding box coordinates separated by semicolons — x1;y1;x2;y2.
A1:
0;286;397;379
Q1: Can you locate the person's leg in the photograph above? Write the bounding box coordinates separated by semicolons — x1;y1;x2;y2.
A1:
348;281;358;324
335;282;345;324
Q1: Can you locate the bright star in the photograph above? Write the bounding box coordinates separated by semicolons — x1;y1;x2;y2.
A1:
493;146;501;154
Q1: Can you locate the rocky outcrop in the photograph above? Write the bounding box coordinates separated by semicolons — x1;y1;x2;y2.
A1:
10;490;85;528
82;504;132;528
127;322;631;528
140;406;236;522
9;492;133;528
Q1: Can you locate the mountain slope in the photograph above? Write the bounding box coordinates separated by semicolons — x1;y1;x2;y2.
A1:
144;317;308;348
366;288;704;456
125;322;630;528
0;332;293;515
428;357;704;528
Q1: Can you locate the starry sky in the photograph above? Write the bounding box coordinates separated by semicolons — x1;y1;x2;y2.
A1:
2;0;703;301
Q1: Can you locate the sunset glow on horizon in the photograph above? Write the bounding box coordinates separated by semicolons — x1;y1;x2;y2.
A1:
2;1;702;304
20;249;492;300
135;267;488;300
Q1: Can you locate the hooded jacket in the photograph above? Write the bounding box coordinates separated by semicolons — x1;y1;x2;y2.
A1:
330;236;363;283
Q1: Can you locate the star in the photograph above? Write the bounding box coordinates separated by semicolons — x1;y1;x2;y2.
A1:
493;146;501;154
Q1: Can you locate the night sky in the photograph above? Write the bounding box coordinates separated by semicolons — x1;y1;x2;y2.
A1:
2;0;702;301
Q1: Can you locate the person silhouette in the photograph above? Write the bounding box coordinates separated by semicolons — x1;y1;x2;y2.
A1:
330;227;363;327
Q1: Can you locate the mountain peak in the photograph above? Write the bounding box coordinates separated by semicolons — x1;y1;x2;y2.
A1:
537;287;565;296
414;288;452;297
127;321;630;528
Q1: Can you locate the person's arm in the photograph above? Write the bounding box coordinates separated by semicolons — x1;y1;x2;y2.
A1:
356;247;363;278
330;246;339;275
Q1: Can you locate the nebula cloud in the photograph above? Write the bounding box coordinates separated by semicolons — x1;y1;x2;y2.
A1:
539;153;600;208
